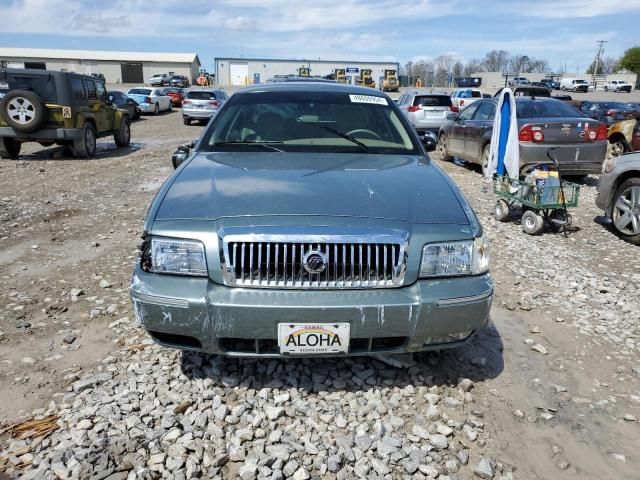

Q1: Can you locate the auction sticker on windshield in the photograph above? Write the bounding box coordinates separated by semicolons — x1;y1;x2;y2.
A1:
278;323;350;354
349;94;388;106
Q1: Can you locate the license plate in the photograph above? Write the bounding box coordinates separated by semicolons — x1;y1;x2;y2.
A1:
424;110;444;118
278;323;350;354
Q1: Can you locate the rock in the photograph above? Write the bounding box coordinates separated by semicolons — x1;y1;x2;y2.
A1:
72;372;113;392
354;433;372;451
531;344;548;355
327;455;341;472
553;454;571;470
99;279;112;288
283;460;299;477
457;449;470;466
353;459;369;478
474;457;493;479
436;424;453;437
292;467;310;480
623;414;637;422
63;333;76;344
429;434;449;450
21;356;36;365
445;459;460;474
371;459;389;475
265;406;284;421
377;436;401;456
239;463;258;480
425;404;440;421
69;288;83;297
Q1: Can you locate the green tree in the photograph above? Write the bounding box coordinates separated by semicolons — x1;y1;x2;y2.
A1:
619;46;640;75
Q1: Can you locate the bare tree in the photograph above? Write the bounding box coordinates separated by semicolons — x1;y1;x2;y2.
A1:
404;61;414;77
434;67;448;87
601;56;620;74
527;59;550;73
463;59;484;76
509;54;530;74
483;50;510;72
452;61;464;80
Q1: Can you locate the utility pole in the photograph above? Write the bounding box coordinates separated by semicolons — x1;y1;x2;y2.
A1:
593;40;607;89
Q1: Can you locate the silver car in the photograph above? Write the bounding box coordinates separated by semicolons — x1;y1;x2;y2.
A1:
182;89;229;125
596;152;640;244
397;91;455;139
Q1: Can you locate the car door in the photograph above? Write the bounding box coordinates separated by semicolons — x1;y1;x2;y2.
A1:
448;102;479;157
94;81;114;132
464;101;496;161
154;90;167;110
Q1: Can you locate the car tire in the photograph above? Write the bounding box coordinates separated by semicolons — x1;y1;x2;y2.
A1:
604;87;608;92
133;108;141;120
114;117;131;148
0;89;48;133
494;199;510;222
610;177;640;244
521;210;544;235
183;118;191;126
154;103;159;115
610;138;629;156
480;144;490;176
436;134;452;162
0;137;21;159
72;123;97;158
168;103;173;112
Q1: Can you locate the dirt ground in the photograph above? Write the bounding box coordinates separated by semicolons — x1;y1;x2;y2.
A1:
1;95;640;479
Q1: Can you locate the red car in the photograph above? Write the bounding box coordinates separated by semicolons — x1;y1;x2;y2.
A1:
162;88;185;107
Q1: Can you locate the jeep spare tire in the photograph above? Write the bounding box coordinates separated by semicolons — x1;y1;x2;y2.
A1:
0;89;47;133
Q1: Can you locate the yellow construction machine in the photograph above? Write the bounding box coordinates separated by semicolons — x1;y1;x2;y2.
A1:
380;69;399;92
297;67;310;77
334;68;347;83
355;69;375;89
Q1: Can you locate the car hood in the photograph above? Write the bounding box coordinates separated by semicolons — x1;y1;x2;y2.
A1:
154;152;469;225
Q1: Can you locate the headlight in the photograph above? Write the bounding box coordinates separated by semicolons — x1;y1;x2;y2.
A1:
419;235;489;278
150;237;207;276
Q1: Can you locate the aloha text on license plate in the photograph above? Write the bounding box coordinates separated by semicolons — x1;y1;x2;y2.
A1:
278;323;350;354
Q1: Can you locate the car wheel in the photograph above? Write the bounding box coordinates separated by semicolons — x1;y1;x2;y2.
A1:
494;199;510;222
436;134;452;161
480;144;491;176
604;87;608;92
114;117;131;147
521;210;544;235
168;103;173;112
133;108;141;120
72;123;97;158
0;137;21;159
154;103;159;115
0;90;47;133
610;138;628;156
611;178;640;244
183;118;191;126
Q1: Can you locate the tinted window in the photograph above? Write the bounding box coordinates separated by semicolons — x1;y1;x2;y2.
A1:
201;91;419;155
84;80;97;100
128;88;152;95
516;100;583;118
413;95;451;107
0;74;57;102
95;82;107;102
188;91;217;100
456;89;481;98
474;102;496;120
70;77;85;100
459;102;480;120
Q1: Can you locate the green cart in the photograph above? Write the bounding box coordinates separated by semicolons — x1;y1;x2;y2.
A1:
493;175;581;235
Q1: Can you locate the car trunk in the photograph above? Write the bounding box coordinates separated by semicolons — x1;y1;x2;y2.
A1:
523;118;593;144
412;96;451;120
185;92;218;110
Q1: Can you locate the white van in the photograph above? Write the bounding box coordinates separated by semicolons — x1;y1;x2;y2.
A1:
560;78;589;92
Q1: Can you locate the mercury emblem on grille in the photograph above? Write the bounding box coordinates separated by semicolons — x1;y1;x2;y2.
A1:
303;250;327;274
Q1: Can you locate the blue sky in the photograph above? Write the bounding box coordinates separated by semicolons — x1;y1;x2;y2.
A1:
0;0;639;74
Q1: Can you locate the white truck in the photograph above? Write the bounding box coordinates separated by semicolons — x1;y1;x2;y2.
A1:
560;78;589;92
603;80;632;93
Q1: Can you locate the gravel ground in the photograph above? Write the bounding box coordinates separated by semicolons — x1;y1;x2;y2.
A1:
1;104;640;480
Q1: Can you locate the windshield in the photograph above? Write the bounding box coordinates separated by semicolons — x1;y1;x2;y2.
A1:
128;88;151;95
414;95;451;107
457;89;481;98
200;91;419;154
516;99;583;118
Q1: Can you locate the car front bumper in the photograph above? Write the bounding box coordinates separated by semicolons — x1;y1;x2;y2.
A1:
130;268;493;357
0;126;82;140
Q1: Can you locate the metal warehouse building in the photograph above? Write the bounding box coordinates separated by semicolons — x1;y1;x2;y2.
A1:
0;48;201;84
214;57;400;87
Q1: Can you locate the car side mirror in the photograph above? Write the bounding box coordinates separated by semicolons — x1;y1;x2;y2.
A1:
172;145;191;169
421;132;437;152
447;113;459;121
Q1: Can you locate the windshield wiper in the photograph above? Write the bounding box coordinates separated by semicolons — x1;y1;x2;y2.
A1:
210;140;284;152
318;126;370;152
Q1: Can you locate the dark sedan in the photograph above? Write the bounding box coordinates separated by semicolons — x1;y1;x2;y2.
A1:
437;97;608;176
108;91;141;120
169;75;190;88
580;101;637;126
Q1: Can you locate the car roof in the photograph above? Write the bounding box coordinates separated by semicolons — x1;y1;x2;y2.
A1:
0;67;102;82
235;82;390;97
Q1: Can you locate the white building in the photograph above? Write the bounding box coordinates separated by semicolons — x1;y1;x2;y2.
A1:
0;48;201;84
214;57;400;87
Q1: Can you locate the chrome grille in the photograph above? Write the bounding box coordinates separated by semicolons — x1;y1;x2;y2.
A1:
220;231;407;289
